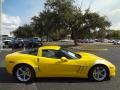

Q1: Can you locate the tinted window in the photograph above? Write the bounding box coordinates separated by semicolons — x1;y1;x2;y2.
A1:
42;50;70;59
20;48;38;56
42;49;81;59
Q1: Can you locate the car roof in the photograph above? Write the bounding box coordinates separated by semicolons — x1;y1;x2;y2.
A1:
39;45;61;50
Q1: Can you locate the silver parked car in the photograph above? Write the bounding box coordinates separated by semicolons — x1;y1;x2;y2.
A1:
113;40;120;45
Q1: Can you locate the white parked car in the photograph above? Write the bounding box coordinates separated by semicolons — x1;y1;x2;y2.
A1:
113;40;120;45
3;39;12;45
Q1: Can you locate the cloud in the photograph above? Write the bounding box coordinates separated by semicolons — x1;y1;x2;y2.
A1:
75;0;120;30
1;0;4;3
110;22;120;30
102;9;120;30
107;9;120;17
91;0;120;30
74;0;115;11
2;13;22;36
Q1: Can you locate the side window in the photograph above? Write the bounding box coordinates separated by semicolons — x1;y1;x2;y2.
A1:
20;48;38;56
42;50;57;58
29;49;38;56
42;49;71;59
55;50;68;58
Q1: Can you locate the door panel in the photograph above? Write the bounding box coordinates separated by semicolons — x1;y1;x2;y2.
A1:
38;57;81;77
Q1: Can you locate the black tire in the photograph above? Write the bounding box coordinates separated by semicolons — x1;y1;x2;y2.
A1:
14;64;35;82
88;65;109;82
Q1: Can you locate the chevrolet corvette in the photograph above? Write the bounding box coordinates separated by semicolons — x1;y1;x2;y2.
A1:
5;46;116;82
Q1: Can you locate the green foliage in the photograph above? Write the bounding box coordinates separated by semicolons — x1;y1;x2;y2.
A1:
106;30;120;39
13;0;112;45
13;24;34;38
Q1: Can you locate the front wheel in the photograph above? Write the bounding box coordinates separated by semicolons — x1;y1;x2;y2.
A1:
14;65;35;82
89;65;109;82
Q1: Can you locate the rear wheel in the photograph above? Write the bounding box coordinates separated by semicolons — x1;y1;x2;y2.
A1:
89;65;109;81
14;65;35;82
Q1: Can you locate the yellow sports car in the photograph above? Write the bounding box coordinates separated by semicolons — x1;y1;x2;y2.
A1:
5;46;116;82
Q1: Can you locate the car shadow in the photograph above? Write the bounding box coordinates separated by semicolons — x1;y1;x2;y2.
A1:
0;67;107;84
34;78;92;83
0;67;18;83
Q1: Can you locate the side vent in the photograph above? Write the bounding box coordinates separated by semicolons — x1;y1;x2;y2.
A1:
77;66;88;74
37;58;39;62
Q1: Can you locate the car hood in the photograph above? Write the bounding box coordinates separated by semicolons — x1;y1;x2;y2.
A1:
76;52;114;66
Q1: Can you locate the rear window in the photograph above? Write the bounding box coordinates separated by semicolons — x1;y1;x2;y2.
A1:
20;48;38;56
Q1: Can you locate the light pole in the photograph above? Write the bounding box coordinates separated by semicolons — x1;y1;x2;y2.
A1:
0;0;3;50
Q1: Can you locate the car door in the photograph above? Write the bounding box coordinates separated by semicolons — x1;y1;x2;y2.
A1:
38;49;81;77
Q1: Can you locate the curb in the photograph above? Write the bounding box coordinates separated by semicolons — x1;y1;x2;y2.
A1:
80;49;108;51
70;47;108;51
0;49;12;52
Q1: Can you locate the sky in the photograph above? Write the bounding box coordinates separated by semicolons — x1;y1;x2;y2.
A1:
1;0;120;36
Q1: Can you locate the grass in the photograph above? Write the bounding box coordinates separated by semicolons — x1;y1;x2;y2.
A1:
43;42;111;50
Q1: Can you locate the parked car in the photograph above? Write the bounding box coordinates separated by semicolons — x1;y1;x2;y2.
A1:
6;46;116;82
0;42;5;48
3;39;12;46
59;39;73;42
78;39;95;43
23;38;43;48
113;40;120;45
3;38;13;48
8;38;24;48
7;37;42;49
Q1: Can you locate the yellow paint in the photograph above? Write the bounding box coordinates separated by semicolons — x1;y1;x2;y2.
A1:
5;45;116;78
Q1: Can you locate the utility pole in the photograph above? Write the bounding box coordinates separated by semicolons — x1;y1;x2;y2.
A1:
0;0;3;50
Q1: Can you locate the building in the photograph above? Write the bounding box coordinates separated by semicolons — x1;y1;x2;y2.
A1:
2;35;8;41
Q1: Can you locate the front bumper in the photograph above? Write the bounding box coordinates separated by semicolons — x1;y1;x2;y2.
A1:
109;66;116;77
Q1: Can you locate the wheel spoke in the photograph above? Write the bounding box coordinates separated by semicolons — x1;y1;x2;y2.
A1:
100;69;105;73
19;68;24;73
99;74;103;78
99;72;105;77
25;69;31;77
18;73;24;77
96;74;100;79
23;74;26;81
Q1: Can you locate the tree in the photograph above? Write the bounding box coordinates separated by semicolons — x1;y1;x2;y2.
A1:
13;24;34;38
13;0;111;45
106;30;120;39
44;0;83;45
82;9;111;39
44;0;75;40
68;8;83;45
31;16;43;37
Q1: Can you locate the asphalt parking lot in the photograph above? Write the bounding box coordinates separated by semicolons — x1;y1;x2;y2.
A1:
0;46;120;90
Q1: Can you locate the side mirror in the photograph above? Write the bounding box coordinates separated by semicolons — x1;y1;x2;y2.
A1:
61;57;68;62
